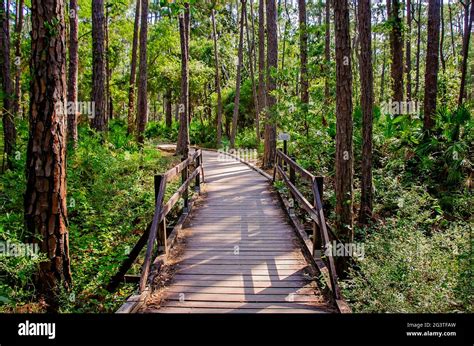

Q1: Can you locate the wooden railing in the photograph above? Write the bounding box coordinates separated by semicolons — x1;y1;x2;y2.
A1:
273;149;342;300
107;149;204;293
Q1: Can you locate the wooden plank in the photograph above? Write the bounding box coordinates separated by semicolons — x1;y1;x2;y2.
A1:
172;274;311;281
176;263;306;270
155;307;325;313
160;300;325;309
180;253;302;259
176;269;310;276
163;293;321;302
163;286;316;295
179;259;304;265
166;280;310;288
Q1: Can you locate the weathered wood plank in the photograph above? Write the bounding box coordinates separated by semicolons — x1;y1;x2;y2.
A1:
165;280;310;288
154;307;325;313
163;292;321;302
163;286;316;295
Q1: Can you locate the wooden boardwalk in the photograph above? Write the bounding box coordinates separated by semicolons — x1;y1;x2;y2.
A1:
143;150;334;313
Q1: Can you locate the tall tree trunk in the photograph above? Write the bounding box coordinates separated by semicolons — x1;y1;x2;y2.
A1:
136;0;148;144
249;0;257;72
448;2;456;58
357;0;373;225
405;0;412;100
388;0;404;106
230;0;246;149
257;0;266;132
281;0;290;70
262;0;277;169
91;0;107;131
324;0;331;107
176;3;190;157
26;0;71;311
334;0;354;253
423;0;441;131
245;2;260;146
298;0;309;107
165;89;172;127
380;41;386;101
1;0;16;170
67;0;79;147
458;0;473;107
211;9;223;146
127;0;140;135
13;0;23;117
105;2;110;120
414;0;422;99
440;2;446;72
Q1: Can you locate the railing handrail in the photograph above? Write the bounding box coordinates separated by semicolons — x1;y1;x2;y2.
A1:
274;149;342;300
139;149;203;292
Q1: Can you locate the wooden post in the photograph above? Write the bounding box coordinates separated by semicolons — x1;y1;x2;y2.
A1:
289;155;297;211
195;153;201;193
316;176;324;203
159;217;167;255
182;156;189;213
154;174;167;254
154;175;162;204
272;153;278;182
312;178;322;257
283;140;288;171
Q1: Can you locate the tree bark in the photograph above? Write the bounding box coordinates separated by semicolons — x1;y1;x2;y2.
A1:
298;0;309;106
324;0;331;107
25;0;72;311
13;0;23;117
176;3;190;157
334;0;354;247
440;2;446;72
91;0;107;131
262;0;277;169
127;0;140;135
257;0;266;131
448;2;456;58
458;0;473;107
414;0;422;99
211;9;223;146
67;0;79;147
105;2;111;120
388;0;404;105
405;0;412;100
136;0;148;145
249;0;257;72
423;0;441;131
165;89;172;127
1;0;16;170
357;0;373;225
245;2;260;146
230;0;246;149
